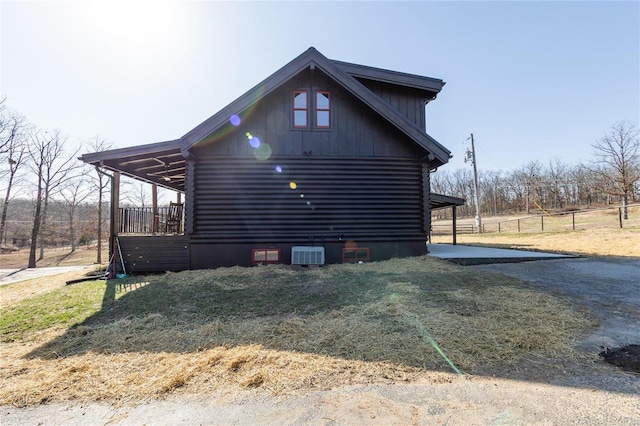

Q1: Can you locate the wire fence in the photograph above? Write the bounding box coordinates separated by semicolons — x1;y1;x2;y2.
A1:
432;204;640;236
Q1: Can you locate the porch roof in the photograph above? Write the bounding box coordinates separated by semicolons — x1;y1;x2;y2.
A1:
79;139;185;192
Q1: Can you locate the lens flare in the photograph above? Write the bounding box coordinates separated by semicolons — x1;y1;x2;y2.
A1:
275;166;282;173
253;143;272;160
229;115;241;126
249;135;261;149
289;182;297;190
300;194;304;198
345;240;358;249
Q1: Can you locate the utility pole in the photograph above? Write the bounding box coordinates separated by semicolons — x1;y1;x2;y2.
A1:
466;133;482;234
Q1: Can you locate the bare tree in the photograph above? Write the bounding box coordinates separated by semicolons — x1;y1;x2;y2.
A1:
546;158;569;209
591;121;640;219
86;136;113;263
0;113;28;246
58;175;93;252
0;98;24;155
26;129;81;268
122;180;152;208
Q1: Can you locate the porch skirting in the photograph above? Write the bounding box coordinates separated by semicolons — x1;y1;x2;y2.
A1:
118;236;189;273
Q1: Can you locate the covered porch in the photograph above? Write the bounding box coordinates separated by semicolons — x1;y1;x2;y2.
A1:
81;140;190;273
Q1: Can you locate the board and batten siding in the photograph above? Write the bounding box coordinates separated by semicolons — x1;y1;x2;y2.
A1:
354;79;428;130
195;71;424;160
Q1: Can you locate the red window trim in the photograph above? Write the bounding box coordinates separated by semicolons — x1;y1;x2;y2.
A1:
315;91;331;128
293;90;308;128
342;247;370;263
252;248;281;264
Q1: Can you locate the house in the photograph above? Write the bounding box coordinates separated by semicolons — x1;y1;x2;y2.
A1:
81;47;456;272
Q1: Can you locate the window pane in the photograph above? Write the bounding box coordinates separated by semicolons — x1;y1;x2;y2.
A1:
317;111;329;127
294;92;307;109
294;110;307;126
316;92;330;109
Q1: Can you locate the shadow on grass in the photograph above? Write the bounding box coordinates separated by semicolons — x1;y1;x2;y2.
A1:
23;259;639;394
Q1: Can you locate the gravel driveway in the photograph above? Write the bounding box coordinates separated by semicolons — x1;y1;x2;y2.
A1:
476;257;640;353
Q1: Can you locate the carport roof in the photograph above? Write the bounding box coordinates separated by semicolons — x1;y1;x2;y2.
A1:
430;193;466;210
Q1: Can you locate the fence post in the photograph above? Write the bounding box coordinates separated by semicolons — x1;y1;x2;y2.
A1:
541;215;544;231
498;222;501;233
619;208;623;228
517;219;520;233
572;212;575;231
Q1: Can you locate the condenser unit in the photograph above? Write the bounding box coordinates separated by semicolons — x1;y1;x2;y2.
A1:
291;246;325;265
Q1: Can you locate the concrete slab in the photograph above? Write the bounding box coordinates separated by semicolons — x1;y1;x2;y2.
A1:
427;244;576;265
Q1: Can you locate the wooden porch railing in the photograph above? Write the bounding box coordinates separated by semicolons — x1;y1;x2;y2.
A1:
118;206;183;234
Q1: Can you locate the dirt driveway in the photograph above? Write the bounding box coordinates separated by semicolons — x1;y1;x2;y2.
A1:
3;257;640;425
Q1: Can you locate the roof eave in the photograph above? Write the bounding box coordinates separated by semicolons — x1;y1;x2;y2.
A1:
80;139;183;165
331;59;445;94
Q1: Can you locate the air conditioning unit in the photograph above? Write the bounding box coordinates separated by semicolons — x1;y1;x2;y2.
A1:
291;246;325;265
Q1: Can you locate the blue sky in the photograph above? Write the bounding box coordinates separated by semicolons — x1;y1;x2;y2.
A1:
1;1;638;172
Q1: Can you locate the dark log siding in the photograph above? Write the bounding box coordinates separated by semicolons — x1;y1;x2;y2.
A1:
185;159;196;235
189;156;428;268
191;157;424;243
422;164;432;234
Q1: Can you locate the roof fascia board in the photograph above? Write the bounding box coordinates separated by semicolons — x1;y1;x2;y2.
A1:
331;60;445;93
81;139;182;165
430;193;466;206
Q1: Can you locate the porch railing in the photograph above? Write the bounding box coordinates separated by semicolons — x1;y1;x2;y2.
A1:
118;206;183;234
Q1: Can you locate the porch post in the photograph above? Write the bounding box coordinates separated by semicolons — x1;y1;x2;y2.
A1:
152;183;158;234
177;192;182;204
452;206;457;245
109;172;120;260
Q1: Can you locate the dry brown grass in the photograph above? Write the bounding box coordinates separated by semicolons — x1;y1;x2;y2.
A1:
0;257;595;407
431;227;640;257
432;207;640;257
0;244;107;269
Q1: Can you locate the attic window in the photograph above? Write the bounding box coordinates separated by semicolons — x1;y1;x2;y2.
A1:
316;92;330;128
293;91;308;128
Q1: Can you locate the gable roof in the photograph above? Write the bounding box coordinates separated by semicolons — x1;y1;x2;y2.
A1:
331;59;445;96
80;47;451;191
182;47;451;165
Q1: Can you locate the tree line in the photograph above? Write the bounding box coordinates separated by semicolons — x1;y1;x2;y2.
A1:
0;98;172;268
1;95;638;266
431;121;640;220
